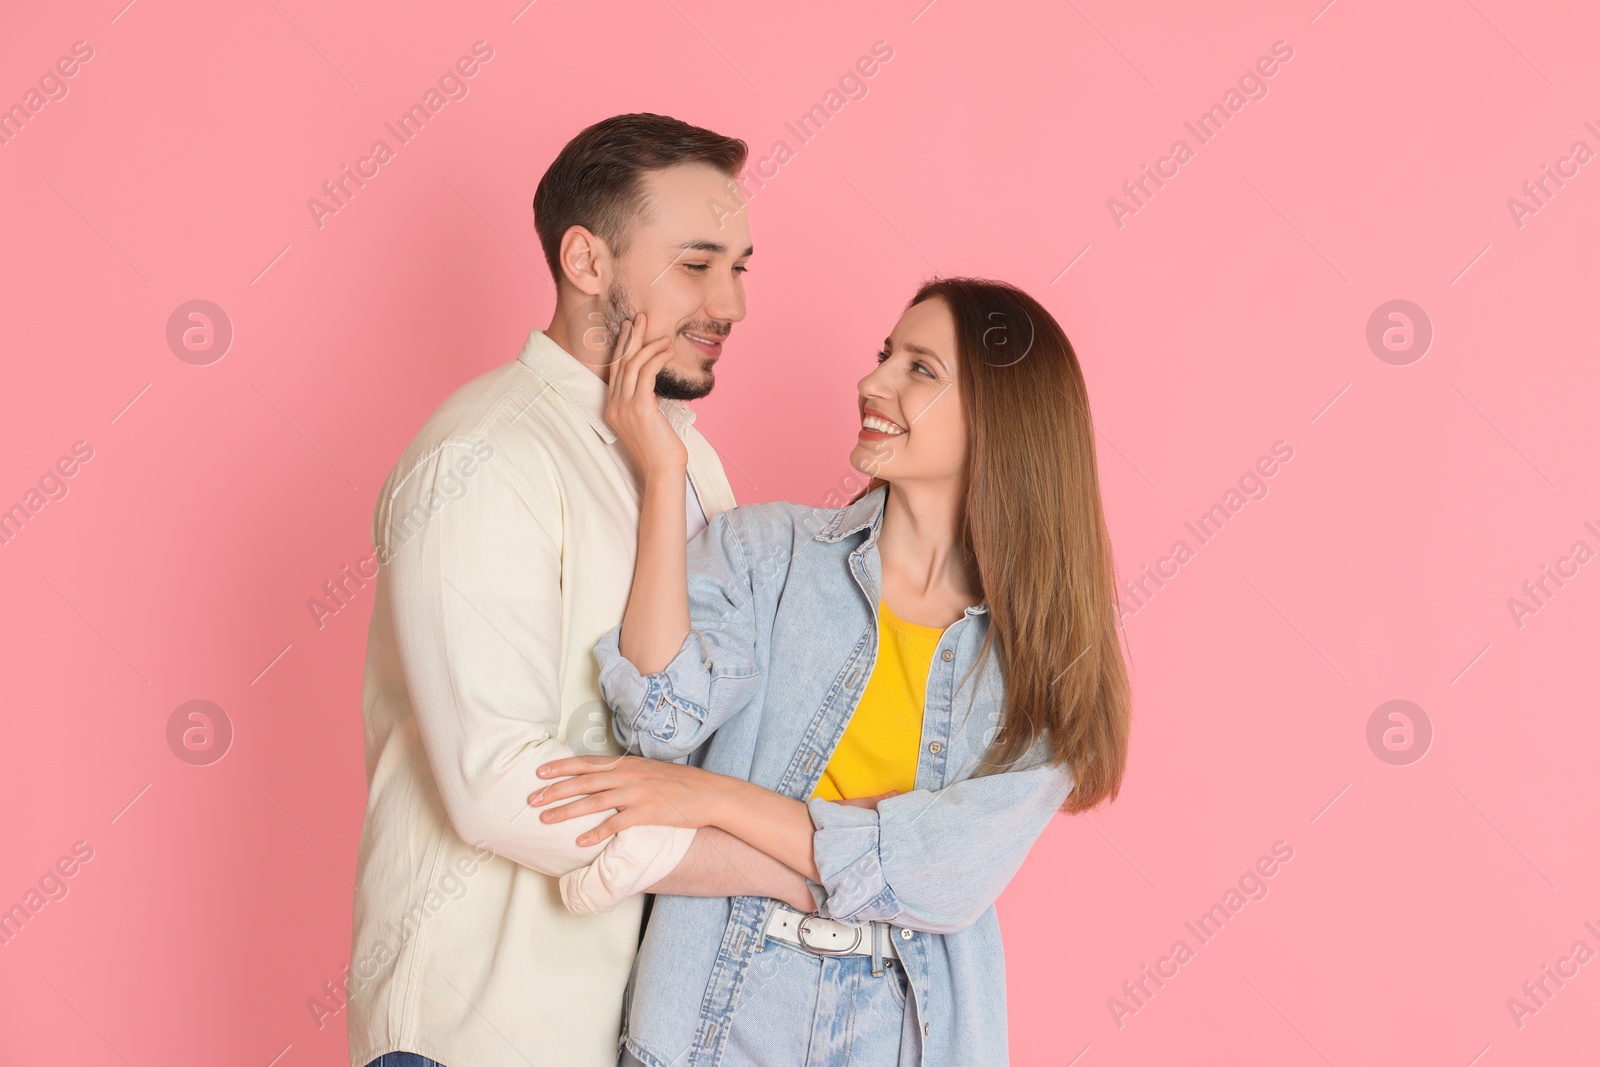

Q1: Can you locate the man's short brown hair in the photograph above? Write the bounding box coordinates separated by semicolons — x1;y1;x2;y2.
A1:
532;113;748;282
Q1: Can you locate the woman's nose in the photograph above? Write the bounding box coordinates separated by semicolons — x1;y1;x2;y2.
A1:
858;365;892;398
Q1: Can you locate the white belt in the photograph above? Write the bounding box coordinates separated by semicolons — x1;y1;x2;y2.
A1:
762;903;906;962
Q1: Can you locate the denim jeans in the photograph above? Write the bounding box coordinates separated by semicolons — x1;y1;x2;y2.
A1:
361;1055;448;1067
623;936;913;1067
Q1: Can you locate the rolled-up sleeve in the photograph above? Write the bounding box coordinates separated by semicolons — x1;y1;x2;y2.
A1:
385;439;694;886
805;757;1075;934
595;509;764;761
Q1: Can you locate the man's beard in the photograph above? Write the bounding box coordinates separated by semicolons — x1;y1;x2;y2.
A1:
604;284;715;401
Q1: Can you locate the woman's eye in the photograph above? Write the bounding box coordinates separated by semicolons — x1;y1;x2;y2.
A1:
874;349;891;363
913;361;935;377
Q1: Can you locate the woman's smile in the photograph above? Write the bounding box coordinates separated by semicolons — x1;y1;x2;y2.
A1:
859;407;907;439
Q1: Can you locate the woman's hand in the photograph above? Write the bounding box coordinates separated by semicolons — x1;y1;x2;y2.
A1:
604;314;686;478
530;754;733;847
834;790;900;810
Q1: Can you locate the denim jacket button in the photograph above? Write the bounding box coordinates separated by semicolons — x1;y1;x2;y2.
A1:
928;741;942;755
940;649;954;662
899;928;913;940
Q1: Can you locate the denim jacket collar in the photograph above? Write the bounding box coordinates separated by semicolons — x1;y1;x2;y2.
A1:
816;481;989;617
518;328;696;445
814;481;889;545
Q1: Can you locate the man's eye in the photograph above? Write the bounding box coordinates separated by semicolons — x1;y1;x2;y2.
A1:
684;263;709;272
733;265;750;274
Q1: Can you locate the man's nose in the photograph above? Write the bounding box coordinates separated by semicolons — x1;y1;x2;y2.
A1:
704;271;746;324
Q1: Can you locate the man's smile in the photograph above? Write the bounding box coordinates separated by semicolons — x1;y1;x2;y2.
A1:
681;330;725;359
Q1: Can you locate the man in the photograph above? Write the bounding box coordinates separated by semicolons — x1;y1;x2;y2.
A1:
348;113;812;1067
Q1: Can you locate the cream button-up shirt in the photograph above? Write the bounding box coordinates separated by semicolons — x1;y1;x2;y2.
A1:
348;328;737;1067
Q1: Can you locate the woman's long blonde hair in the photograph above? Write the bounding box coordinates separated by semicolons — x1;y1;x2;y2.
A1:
853;277;1131;813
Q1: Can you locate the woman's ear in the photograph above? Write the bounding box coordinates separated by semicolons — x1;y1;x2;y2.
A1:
558;225;609;297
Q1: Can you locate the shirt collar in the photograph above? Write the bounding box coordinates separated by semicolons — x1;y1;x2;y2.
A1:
517;328;697;444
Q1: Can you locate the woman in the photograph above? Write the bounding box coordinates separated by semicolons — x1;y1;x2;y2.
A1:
531;277;1131;1066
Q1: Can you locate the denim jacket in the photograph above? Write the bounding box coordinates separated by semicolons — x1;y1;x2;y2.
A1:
592;482;1076;1067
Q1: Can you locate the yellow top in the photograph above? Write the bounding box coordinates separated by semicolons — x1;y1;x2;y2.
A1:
812;601;948;801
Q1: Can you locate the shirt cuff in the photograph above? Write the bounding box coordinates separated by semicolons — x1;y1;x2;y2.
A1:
558;824;698;915
806;798;899;922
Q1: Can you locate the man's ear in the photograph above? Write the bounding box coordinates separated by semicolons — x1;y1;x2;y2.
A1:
558;225;609;297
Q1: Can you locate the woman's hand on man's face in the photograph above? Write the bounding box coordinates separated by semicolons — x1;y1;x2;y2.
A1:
604;313;688;479
529;754;730;847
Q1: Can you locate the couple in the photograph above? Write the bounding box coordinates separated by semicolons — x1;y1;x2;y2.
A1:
348;112;1130;1067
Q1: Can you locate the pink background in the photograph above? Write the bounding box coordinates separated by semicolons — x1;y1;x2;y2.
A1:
2;0;1596;1064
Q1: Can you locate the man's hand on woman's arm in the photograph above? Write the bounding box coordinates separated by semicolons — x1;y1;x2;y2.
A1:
534;754;825;915
535;755;923;922
533;754;820;877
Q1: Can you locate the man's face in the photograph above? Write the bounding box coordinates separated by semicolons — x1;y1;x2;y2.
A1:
601;163;752;400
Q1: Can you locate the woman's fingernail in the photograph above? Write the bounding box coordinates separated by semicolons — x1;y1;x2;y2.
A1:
529;790;543;804
538;766;552;777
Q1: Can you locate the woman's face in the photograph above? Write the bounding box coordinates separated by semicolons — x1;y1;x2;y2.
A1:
849;296;966;486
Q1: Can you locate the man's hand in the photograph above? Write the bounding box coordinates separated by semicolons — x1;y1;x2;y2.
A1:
604;313;686;477
530;754;732;847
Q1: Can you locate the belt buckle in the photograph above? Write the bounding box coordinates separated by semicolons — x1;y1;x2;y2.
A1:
796;913;862;956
